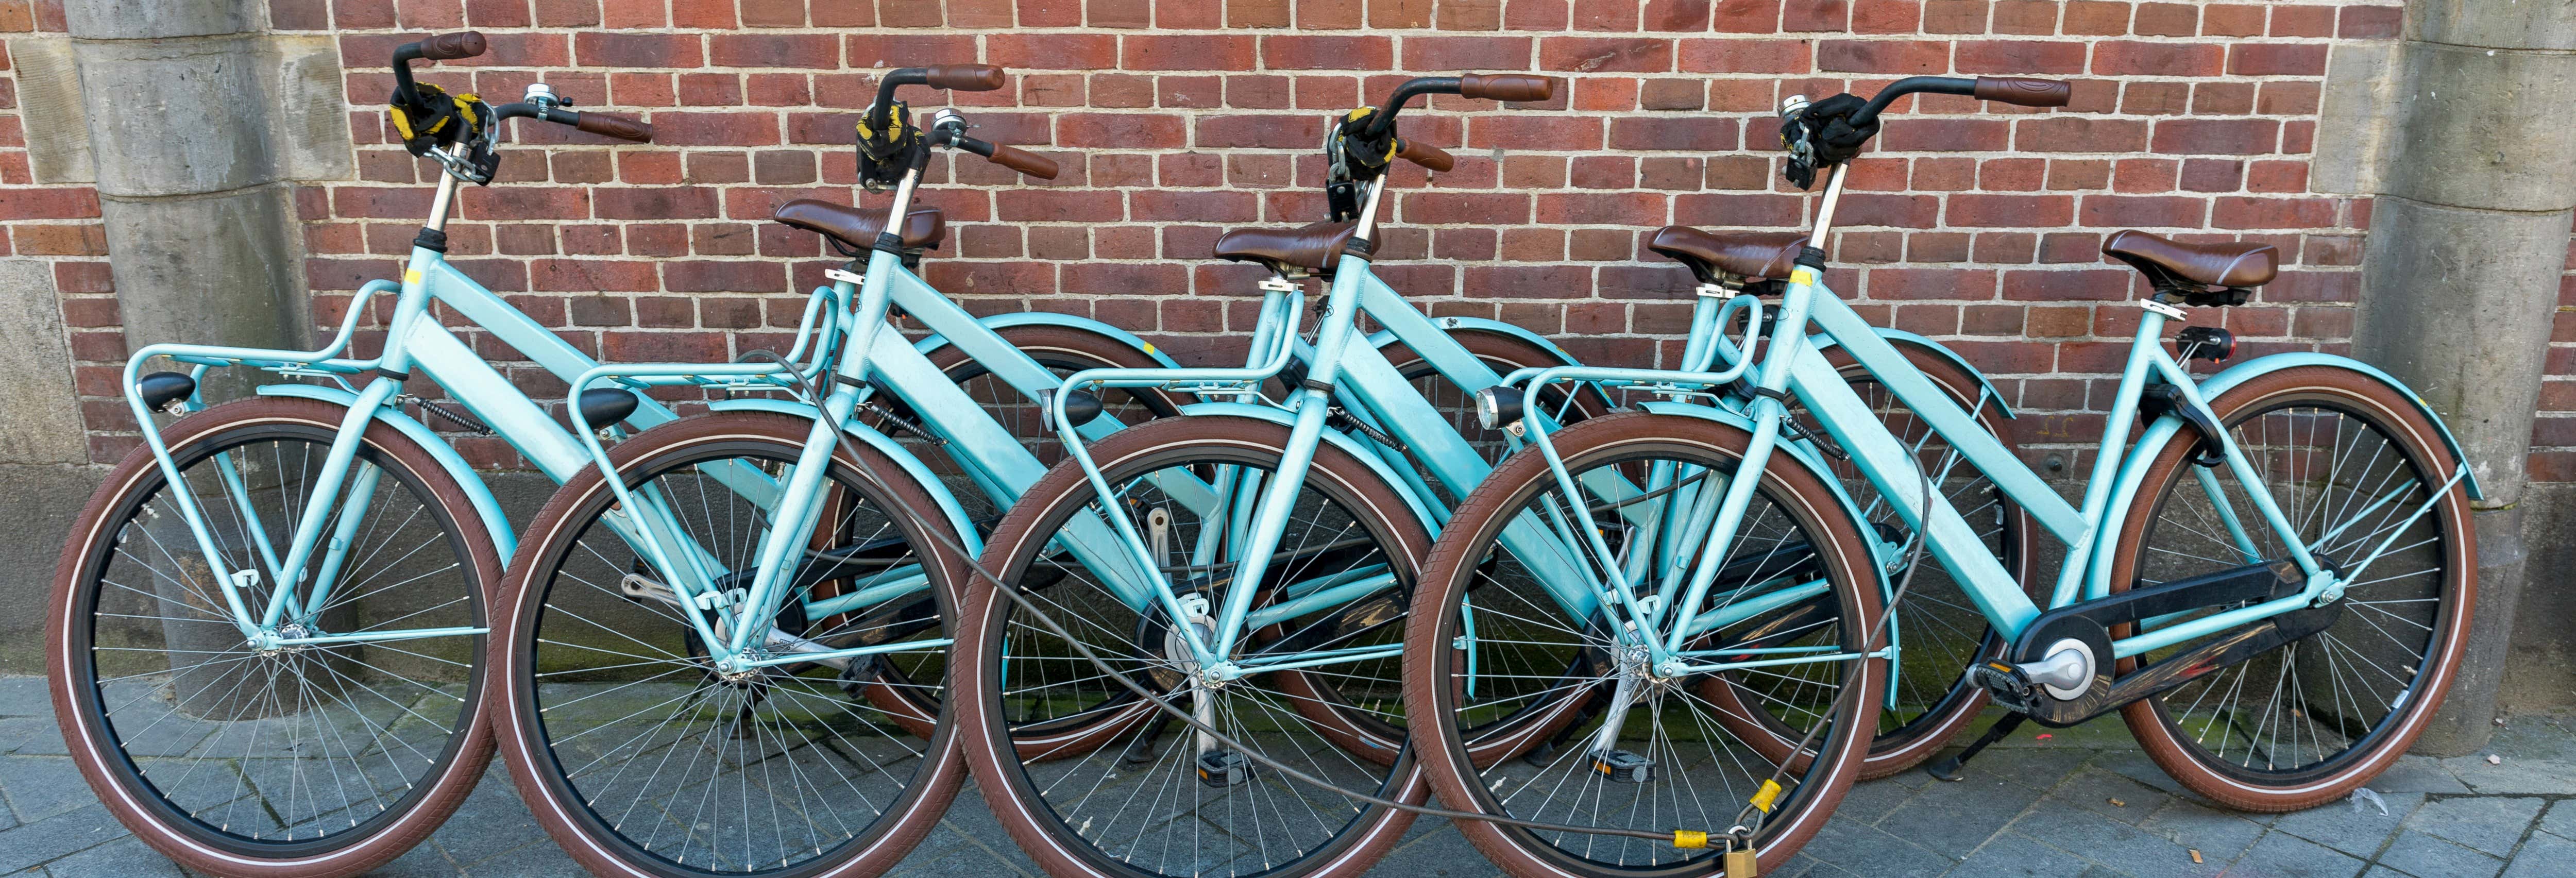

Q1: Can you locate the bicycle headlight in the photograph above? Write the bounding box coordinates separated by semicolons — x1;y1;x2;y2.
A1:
1475;386;1524;432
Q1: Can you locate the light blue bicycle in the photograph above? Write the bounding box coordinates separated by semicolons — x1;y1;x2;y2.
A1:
481;64;1214;878
1403;75;2479;877
943;72;1686;878
45;43;1167;878
40;31;672;876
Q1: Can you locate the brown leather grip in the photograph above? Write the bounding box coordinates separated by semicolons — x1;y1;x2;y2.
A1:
987;144;1059;180
1395;138;1455;173
419;31;487;60
576;112;652;143
924;64;1006;92
1973;76;2071;108
1459;74;1556;103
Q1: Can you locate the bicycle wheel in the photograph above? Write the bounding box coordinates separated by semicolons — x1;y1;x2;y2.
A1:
50;397;500;877
1710;340;2035;779
956;414;1432;878
491;412;965;876
1404;411;1884;877
2112;365;2473;812
852;324;1186;738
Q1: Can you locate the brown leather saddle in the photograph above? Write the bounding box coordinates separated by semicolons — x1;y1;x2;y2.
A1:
772;199;946;254
1212;221;1360;278
1647;227;1808;286
2103;230;2276;301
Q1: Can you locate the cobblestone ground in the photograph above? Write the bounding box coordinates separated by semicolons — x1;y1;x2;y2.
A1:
7;675;2572;877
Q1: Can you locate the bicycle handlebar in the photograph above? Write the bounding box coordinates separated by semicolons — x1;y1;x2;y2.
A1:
494;103;655;143
923;64;1006;92
396;30;486;64
1365;73;1560;138
869;64;1007;129
1976;76;2072;107
1395;137;1454;172
1459;74;1555;103
955;134;1059;179
1852;75;2070;125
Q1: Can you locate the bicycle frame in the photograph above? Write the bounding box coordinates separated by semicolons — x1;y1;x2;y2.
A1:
564;162;1200;673
1511;163;2481;679
118;154;734;648
1042;175;1629;681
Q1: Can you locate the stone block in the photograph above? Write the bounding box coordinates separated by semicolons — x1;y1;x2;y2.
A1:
73;34;278;198
2310;42;2398;197
2353;197;2570;506
9;38;95;185
101;186;311;353
2380;44;2576;213
2415;2;2576;53
0;261;87;466
62;0;256;40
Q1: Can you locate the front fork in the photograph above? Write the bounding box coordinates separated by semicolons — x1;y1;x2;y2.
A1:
164;373;409;645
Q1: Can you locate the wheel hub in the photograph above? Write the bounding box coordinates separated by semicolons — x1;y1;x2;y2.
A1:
249;623;314;657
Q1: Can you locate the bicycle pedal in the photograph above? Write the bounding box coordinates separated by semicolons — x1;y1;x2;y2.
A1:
1590;750;1653;784
1196;750;1252;788
1969;661;2038;713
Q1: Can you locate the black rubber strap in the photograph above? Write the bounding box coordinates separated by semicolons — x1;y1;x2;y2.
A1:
1300;378;1336;394
372;367;413;385
1747;386;1791;403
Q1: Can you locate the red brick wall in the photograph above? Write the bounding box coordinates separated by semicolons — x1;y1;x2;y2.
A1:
0;0;120;462
11;0;2572;480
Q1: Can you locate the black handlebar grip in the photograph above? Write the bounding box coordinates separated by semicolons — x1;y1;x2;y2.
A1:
1459;74;1556;103
575;112;653;143
1395;138;1455;173
923;64;1006;92
418;31;487;61
986;143;1059;179
1973;76;2071;108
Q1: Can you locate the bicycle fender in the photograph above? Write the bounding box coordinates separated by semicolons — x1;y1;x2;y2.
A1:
1366;316;1579;366
912;312;1182;368
1178;401;1441;536
1811;328;2017;420
2077;352;2486;602
256;383;518;558
706;398;985;554
2190;352;2482;501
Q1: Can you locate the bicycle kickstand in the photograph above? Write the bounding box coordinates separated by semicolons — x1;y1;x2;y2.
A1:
1925;712;2029;782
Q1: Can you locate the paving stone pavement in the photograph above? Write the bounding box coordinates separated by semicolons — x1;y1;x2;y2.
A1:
6;674;2571;877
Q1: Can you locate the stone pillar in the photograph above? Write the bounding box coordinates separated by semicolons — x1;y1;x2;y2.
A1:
61;0;347;359
2335;2;2576;754
0;2;353;672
